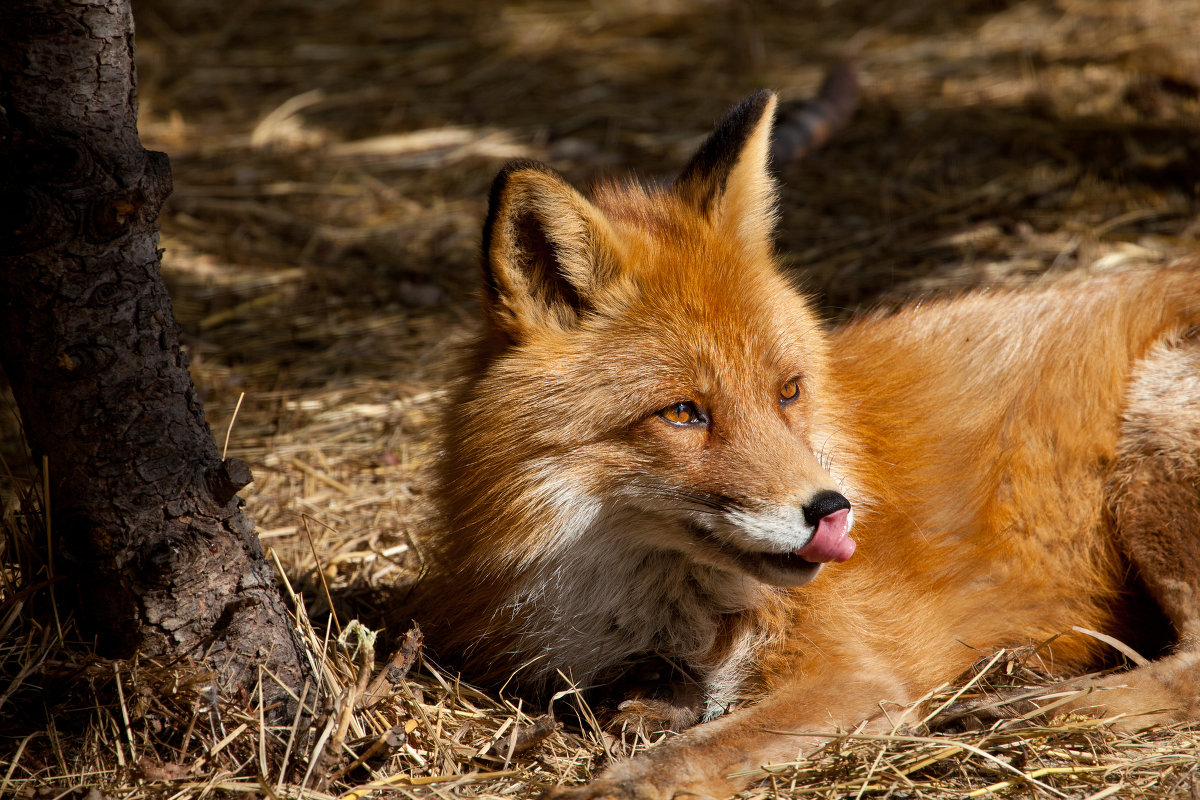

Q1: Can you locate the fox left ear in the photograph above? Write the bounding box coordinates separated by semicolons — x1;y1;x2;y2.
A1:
479;160;623;343
674;90;778;254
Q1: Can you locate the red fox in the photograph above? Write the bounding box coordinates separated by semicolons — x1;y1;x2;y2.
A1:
411;89;1200;799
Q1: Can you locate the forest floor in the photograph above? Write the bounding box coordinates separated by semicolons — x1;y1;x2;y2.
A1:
3;0;1200;797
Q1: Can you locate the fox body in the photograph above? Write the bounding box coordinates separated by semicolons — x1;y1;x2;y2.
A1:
412;91;1200;798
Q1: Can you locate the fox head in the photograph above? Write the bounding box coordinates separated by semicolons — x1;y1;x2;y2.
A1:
439;91;853;595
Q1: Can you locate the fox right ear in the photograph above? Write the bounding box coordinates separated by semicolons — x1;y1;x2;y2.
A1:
480;160;623;342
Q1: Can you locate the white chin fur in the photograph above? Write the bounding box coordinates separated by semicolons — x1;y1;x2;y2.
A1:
717;505;815;553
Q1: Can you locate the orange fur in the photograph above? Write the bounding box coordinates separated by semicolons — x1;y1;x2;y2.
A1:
411;91;1200;799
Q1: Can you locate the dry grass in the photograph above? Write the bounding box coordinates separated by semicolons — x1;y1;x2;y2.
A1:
3;0;1200;796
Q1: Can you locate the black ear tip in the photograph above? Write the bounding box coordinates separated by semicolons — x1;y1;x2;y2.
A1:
725;89;778;131
675;89;776;205
483;159;560;254
492;157;554;180
743;88;776;117
487;159;555;207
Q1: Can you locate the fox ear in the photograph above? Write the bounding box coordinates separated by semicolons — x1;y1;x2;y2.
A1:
674;90;778;253
481;160;622;341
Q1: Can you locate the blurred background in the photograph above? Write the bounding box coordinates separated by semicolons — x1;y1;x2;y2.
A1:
13;0;1200;613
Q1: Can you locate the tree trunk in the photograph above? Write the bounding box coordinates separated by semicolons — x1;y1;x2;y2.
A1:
0;0;312;720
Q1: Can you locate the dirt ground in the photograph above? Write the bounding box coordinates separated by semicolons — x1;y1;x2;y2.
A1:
3;0;1200;797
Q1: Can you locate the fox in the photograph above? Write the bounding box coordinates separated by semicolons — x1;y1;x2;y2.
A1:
410;88;1200;799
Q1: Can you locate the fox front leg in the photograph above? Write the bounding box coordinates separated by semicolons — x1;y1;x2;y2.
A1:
544;730;772;800
545;674;912;800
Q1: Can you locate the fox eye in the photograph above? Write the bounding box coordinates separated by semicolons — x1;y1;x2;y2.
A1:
780;377;801;406
658;401;707;427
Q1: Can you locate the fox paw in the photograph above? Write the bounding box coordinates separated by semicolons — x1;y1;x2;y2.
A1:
609;698;699;733
542;779;665;800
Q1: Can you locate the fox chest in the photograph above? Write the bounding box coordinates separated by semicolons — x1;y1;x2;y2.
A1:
512;543;766;706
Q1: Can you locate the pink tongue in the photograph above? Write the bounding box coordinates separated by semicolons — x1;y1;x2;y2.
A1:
795;508;855;563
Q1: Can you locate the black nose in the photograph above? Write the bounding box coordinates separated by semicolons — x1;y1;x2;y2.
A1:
802;490;851;527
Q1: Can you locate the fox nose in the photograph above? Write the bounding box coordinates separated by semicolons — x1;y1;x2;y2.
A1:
796;490;855;563
802;490;851;528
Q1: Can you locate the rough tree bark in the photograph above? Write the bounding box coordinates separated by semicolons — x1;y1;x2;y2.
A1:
0;0;312;719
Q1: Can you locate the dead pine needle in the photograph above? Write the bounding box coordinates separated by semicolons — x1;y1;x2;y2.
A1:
302;514;342;636
275;679;311;790
1072;626;1152;667
112;662;137;766
223;391;247;460
40;456;62;642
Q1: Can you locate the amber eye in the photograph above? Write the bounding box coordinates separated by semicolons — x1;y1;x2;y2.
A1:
780;377;801;405
658;401;707;427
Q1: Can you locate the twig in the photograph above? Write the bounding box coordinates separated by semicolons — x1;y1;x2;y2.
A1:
358;624;422;711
